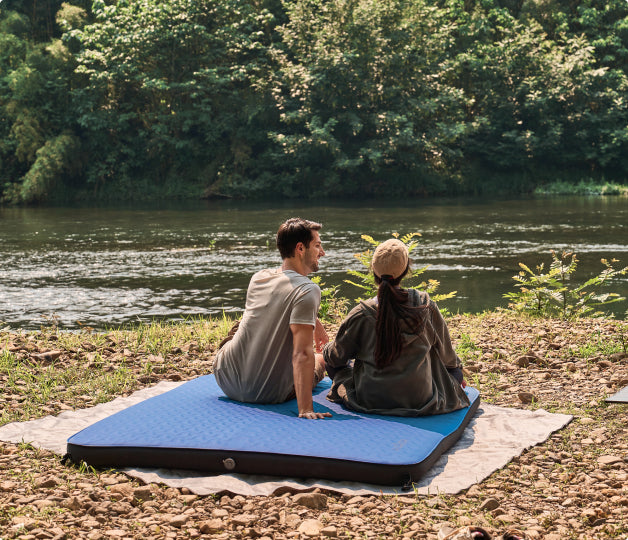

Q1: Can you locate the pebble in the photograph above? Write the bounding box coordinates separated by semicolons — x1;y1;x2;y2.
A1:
293;492;328;509
199;519;224;533
36;477;59;489
479;498;500;511
597;455;623;466
298;519;323;536
518;392;536;404
1;316;627;540
232;513;257;526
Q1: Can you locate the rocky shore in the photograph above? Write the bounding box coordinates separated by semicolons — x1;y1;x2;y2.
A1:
1;313;626;539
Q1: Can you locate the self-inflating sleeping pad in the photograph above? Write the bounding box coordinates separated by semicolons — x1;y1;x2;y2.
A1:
67;375;480;486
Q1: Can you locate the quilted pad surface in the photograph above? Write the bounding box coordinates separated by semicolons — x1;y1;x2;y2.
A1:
67;375;480;485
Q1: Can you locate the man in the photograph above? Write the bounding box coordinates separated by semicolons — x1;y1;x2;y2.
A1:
214;217;332;419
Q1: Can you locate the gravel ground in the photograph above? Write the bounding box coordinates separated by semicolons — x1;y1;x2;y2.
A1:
1;313;626;540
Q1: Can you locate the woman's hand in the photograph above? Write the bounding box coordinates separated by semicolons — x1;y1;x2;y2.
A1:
314;318;329;352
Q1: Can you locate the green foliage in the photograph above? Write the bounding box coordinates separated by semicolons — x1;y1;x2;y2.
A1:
504;251;628;319
455;333;481;362
534;180;628;196
1;0;628;203
310;276;348;323
19;132;80;202
345;232;457;303
70;0;279;196
270;0;472;197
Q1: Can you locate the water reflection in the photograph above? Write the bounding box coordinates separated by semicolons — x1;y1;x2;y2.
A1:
1;196;626;329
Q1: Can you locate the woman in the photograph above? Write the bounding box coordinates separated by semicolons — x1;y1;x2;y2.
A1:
323;239;470;416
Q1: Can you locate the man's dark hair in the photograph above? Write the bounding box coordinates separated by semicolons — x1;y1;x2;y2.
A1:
276;218;322;259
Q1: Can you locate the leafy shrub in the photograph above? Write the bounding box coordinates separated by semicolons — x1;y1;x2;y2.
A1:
344;232;456;304
311;276;348;323
504;251;627;319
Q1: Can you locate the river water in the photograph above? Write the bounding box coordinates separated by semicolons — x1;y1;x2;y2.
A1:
1;196;627;330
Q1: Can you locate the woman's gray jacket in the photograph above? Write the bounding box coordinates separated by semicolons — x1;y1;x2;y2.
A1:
323;290;470;416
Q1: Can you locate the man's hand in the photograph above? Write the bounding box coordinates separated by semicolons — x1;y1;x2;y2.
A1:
299;410;332;419
314;318;329;352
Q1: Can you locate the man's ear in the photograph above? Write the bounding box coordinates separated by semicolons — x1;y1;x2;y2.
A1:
296;242;305;254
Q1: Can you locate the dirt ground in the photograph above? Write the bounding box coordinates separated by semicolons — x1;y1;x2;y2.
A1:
1;313;626;539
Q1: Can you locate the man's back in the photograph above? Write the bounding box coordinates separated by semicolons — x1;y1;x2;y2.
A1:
214;268;320;403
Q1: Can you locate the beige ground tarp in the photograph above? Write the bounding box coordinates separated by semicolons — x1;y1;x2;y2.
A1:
0;381;572;496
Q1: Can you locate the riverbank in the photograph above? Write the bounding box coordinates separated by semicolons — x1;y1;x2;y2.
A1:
533;181;628;197
1;313;627;539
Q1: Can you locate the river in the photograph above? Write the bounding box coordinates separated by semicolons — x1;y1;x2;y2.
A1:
1;196;627;330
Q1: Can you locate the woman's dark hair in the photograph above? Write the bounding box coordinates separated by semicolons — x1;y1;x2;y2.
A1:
276;217;322;259
374;267;428;368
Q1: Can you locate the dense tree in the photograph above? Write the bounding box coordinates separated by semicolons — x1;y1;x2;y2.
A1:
0;5;83;202
269;0;472;197
69;0;280;198
0;0;626;203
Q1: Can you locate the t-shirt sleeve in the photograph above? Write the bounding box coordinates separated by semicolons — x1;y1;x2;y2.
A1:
289;283;320;327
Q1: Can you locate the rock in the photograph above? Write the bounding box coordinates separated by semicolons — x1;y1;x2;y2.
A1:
321;525;338;537
63;497;82;511
479;498;500;511
200;519;224;533
11;516;37;530
103;530;127;538
133;486;152;502
212;508;229;518
516;355;534;367
597;455;623;466
293;492;328;509
169;514;190;528
109;483;133;499
31;350;63;362
242;527;263;538
33;499;56;509
0;481;18;492
298;519;323;536
285;513;302;527
349;516;365;527
518;392;536;404
36;477;59;489
581;508;598;523
232;513;257;527
359;501;377;512
48;527;66;540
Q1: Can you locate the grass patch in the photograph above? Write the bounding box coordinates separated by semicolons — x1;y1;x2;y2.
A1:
534;180;628;196
0;316;237;427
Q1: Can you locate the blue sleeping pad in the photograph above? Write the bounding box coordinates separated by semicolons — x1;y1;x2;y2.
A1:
67;375;480;486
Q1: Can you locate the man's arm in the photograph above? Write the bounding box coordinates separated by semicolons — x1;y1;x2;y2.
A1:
290;323;332;419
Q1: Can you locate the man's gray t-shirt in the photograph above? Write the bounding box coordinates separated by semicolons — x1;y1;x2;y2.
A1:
214;268;321;403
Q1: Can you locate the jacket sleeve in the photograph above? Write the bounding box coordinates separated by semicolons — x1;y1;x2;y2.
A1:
428;299;462;370
322;310;361;380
